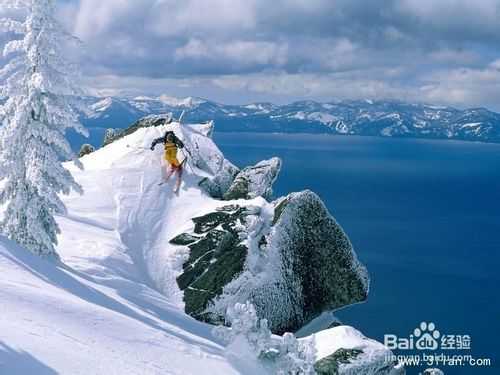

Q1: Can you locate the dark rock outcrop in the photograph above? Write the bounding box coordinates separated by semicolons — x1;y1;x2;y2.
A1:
170;205;257;321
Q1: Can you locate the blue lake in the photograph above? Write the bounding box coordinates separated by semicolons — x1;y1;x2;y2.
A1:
214;132;500;375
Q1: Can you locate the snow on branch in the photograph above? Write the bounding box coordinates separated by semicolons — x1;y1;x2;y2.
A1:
0;0;30;11
0;18;25;34
3;39;24;57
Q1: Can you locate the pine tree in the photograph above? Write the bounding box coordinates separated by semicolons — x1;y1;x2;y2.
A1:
0;0;87;256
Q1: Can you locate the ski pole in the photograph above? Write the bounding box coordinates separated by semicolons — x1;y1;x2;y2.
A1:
183;145;193;159
178;110;185;124
181;148;194;173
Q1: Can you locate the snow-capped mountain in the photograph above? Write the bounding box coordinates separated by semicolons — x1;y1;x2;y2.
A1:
1;117;404;374
74;95;500;151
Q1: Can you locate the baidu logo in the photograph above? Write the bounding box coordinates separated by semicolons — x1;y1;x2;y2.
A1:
384;321;455;351
414;322;440;350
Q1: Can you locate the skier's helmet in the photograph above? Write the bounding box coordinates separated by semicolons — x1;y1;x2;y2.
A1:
166;132;174;142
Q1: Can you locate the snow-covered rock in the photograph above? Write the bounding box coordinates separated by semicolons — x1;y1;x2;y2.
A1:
182;124;240;198
172;190;369;334
261;191;369;332
198;161;240;198
223;157;281;201
78;143;95;157
102;113;173;146
313;326;405;374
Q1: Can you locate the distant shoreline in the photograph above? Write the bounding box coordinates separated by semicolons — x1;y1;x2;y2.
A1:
212;130;500;146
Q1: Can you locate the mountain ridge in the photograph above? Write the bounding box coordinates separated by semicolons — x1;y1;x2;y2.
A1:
73;95;500;150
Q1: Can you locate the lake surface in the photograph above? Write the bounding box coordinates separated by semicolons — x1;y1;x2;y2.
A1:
214;132;499;375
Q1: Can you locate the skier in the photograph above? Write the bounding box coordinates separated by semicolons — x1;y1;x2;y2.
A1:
150;130;185;193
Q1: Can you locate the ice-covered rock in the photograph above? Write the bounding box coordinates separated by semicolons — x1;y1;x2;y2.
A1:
223;157;281;201
259;190;369;332
171;189;369;334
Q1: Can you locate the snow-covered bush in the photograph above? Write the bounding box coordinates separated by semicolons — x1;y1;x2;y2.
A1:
214;301;316;374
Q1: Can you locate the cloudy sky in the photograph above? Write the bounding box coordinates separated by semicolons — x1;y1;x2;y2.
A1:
57;0;500;109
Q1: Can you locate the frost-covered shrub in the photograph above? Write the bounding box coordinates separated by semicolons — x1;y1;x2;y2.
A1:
78;144;95;158
214;301;316;374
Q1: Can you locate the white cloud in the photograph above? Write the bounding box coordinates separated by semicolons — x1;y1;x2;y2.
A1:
419;64;500;107
428;49;479;65
82;60;500;110
174;39;288;67
73;0;145;39
211;71;411;99
396;0;500;41
489;59;500;70
41;0;500;109
147;0;257;37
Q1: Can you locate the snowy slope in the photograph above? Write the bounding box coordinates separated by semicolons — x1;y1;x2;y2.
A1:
0;235;239;375
1;121;402;374
0;122;248;374
59;122;253;303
